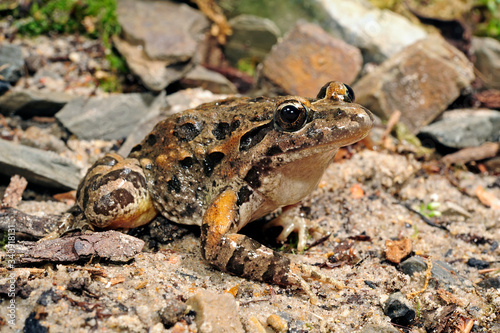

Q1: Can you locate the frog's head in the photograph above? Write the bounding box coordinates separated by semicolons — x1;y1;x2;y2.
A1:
271;81;373;152
240;81;373;209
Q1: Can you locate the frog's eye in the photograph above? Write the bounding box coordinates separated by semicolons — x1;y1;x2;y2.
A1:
274;101;308;132
316;81;355;103
344;84;355;103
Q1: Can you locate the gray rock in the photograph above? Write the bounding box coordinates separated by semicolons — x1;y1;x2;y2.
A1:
477;276;500;289
115;0;209;91
382;292;415;326
186;290;244;333
472;37;500;90
0;138;80;190
418;109;500;149
431;260;473;289
259;21;362;97
0;43;24;83
225;15;280;65
317;0;427;63
0;89;75;117
113;36;193;92
399;256;427;276
354;35;474;133
180;65;237;94
56;92;165;140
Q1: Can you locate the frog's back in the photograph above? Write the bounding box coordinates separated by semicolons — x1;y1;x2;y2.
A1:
128;96;276;225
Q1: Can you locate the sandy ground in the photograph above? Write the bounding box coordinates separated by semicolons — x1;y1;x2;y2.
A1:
0;147;499;332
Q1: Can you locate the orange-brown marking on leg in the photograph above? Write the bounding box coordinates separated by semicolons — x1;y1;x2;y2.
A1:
201;188;238;261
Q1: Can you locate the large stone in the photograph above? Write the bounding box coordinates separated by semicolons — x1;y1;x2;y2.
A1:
219;0;328;36
56;92;165;140
260;21;362;97
0;89;75;117
418;109;500;149
186;290;244;333
225;15;280;65
353;35;474;133
0;43;24;83
472;37;500;90
115;0;209;91
317;0;428;63
0;138;80;190
117;0;208;62
180;65;237;94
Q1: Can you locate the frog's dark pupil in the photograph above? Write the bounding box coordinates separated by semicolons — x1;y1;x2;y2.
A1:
281;105;300;123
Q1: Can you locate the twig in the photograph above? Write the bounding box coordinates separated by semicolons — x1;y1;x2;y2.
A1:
400;202;449;231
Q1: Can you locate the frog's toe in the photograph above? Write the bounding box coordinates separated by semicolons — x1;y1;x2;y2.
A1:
264;206;308;252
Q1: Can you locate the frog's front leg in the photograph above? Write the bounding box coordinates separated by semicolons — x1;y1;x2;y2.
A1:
200;189;343;303
264;203;308;252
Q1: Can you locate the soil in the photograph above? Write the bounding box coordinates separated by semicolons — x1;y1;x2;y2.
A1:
0;143;499;332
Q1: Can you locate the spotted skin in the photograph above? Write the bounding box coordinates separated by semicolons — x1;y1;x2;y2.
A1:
75;82;373;301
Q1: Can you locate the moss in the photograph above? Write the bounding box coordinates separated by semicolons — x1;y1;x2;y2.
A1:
5;0;128;90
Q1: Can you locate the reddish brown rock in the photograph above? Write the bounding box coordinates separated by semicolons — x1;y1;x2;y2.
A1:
385;238;412;264
353;35;474;132
259;21;362;97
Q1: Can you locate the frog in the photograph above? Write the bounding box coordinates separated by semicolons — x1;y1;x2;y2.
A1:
75;81;373;302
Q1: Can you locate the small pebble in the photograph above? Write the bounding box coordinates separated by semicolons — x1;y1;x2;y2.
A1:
383;292;415;326
158;298;187;328
267;314;288;333
477;276;500;289
399;256;427;276
467;258;490;269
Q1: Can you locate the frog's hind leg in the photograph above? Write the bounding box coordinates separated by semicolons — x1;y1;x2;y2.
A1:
77;153;158;230
201;189;343;304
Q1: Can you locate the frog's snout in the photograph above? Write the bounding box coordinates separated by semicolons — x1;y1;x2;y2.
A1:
356;106;374;129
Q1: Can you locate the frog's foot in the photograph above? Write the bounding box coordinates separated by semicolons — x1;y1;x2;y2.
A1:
264;204;308;252
201;189;343;304
76;153;158;230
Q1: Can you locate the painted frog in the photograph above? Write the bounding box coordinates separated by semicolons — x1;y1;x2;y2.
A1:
75;81;373;301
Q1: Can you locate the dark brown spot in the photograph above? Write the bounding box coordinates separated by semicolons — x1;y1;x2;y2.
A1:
226;245;247;276
261;252;291;285
266;145;283;156
243;158;271;189
334;108;346;120
85;155;119;175
243;166;261;188
93;188;134;215
130;144;142;153
167;175;181;193
231;119;240;131
173;122;203;142
99;169;147;190
180;204;197;217
212;122;230;140
146;134;157;146
237;186;252;206
203;152;225;177
239;122;272;151
179;157;195;169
